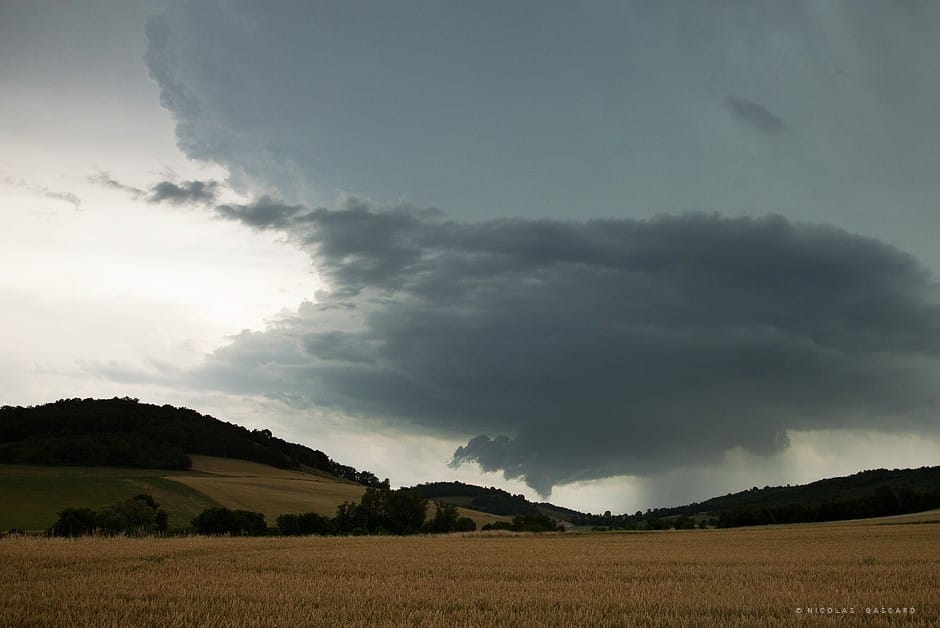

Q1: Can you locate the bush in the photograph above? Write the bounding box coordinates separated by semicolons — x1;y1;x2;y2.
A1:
421;503;478;534
50;494;168;536
51;508;98;537
481;514;559;533
644;517;671;530
276;512;334;536
455;516;476;532
191;507;267;536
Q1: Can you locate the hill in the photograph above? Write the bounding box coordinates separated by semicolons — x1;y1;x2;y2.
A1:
653;466;940;517
0;455;510;532
0;463;217;530
409;469;940;530
4;398;939;531
407;481;540;516
645;466;940;524
0;397;386;487
0;398;512;532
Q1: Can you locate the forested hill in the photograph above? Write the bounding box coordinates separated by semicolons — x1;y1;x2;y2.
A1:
405;481;594;523
407;481;541;516
650;466;940;519
409;466;940;527
0;397;387;487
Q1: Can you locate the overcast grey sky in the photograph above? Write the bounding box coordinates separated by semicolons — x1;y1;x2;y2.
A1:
3;1;940;512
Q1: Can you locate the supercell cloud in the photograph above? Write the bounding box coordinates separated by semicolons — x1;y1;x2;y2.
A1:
193;202;940;496
140;1;940;496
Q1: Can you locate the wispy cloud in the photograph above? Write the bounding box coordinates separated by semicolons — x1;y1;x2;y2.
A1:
89;172;220;206
88;171;145;199
4;175;83;210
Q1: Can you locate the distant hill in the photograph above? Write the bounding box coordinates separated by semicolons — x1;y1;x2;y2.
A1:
404;481;598;523
409;468;940;529
4;398;940;530
0;397;386;488
407;481;541;516
650;466;940;519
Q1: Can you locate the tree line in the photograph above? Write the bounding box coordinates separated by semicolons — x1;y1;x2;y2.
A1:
50;486;567;537
51;494;169;536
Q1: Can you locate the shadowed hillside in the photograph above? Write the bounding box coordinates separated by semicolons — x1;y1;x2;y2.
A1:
0;397;386;487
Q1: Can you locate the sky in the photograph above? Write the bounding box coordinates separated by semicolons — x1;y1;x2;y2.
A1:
3;1;940;513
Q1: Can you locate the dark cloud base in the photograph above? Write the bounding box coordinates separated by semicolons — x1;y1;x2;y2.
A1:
186;199;940;496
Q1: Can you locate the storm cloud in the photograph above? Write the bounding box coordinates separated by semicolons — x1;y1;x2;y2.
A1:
143;0;940;280
194;202;940;495
138;2;940;496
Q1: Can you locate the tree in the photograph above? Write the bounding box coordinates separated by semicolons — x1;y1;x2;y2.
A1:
422;502;476;533
51;508;97;536
50;494;167;536
455;516;476;532
383;489;428;534
333;487;428;535
191;507;267;535
511;513;561;532
276;512;333;536
645;516;670;530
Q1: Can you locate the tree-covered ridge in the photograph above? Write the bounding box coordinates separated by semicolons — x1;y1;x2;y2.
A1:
408;467;940;528
715;484;940;528
0;397;386;487
406;481;540;517
647;466;940;519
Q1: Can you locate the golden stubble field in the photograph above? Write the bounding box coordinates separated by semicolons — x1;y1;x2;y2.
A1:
1;523;937;627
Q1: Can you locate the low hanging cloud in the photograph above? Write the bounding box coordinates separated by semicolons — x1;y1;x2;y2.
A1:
147;179;219;205
724;95;789;134
89;173;219;206
190;200;940;496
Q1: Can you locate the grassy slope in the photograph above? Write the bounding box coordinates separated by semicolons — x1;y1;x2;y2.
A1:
829;507;940;526
168;456;511;528
0;455;510;532
0;465;217;530
453;507;513;528
164;455;367;524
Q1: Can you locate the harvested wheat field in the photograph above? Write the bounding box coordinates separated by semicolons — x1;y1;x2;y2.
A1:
1;523;937;627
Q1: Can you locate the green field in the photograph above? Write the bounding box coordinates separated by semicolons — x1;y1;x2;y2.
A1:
0;456;510;532
0;464;218;530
